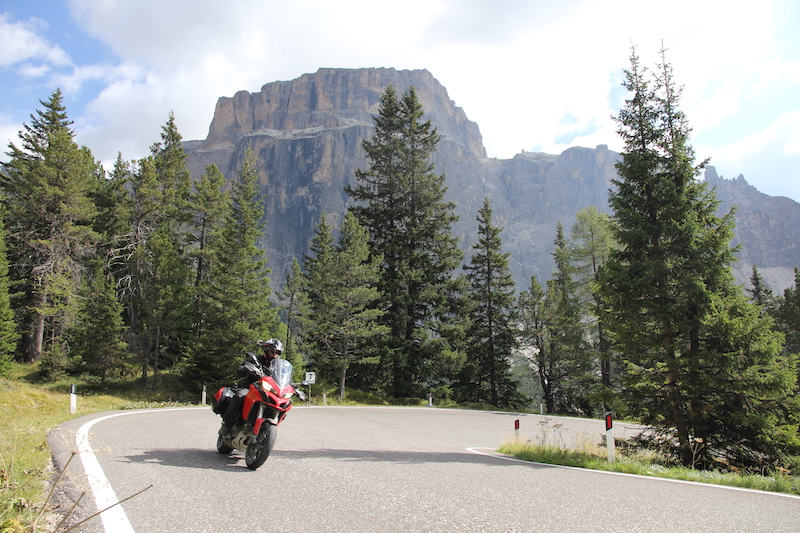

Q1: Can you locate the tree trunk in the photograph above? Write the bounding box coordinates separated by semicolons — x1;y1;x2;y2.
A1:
338;359;347;401
20;292;47;362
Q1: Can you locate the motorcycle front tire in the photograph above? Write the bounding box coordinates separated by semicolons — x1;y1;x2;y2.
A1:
216;435;234;454
245;424;276;470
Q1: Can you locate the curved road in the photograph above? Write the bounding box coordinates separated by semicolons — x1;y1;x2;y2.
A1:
49;406;800;532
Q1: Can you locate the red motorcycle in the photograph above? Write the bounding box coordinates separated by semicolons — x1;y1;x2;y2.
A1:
213;357;305;470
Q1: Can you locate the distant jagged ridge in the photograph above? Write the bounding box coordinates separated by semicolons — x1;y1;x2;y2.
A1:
183;67;800;293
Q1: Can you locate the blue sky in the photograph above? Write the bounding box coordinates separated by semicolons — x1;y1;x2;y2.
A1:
1;0;799;202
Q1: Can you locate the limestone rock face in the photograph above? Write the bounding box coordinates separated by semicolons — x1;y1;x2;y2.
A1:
184;67;800;293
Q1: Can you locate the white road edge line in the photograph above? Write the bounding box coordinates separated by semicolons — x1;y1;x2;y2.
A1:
75;407;206;533
466;447;800;500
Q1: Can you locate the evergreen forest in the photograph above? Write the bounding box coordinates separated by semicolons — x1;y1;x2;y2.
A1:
1;50;799;472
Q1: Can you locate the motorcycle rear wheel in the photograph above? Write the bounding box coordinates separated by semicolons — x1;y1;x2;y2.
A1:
216;435;234;454
245;424;276;470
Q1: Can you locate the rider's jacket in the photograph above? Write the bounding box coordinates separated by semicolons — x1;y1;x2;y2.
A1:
236;352;267;388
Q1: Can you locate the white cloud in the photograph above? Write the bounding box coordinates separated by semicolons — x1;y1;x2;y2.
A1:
0;13;70;68
0;0;792;202
0;112;21;153
704;110;800;199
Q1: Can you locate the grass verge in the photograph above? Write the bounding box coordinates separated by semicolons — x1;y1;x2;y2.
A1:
1;366;195;532
498;438;800;496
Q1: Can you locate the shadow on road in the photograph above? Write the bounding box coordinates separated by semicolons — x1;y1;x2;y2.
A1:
269;447;550;468
118;445;548;471
119;447;252;471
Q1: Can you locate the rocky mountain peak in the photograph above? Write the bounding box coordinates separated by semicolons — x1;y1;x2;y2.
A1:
184;68;800;293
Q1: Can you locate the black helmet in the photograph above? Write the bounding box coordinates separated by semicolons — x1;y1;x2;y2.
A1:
258;338;283;357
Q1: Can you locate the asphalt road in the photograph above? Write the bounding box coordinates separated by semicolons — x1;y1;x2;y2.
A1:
49;406;800;533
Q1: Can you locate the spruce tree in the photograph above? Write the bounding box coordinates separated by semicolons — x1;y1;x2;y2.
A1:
301;213;337;381
775;268;800;355
0;216;18;376
110;155;160;364
186;147;278;388
459;198;521;407
1;89;100;363
70;266;128;385
303;213;387;399
568;206;615;396
189;164;229;291
519;225;592;414
279;258;309;380
601;47;797;468
346;85;463;397
747;265;776;314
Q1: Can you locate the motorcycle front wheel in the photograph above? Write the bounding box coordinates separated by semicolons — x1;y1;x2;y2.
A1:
245;424;276;470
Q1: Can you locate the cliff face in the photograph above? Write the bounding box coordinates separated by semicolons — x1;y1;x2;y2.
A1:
184;67;800;293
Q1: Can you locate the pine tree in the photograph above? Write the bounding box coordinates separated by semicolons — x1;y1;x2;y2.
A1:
150;111;193;226
746;265;776;315
775;268;800;355
346;85;463;397
185;147;278;388
519;225;593;414
0;216;18;376
459;198;521;407
1;89;101;363
279;258;309;380
568;206;615;396
186;163;230;358
302;213;387;399
69;265;128;385
110;155;160;363
300;213;337;381
600;47;797;468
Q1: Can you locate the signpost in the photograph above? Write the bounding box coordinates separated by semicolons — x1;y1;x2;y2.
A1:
305;372;316;401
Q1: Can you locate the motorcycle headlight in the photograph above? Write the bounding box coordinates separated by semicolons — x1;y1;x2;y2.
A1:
281;391;293;399
260;381;275;394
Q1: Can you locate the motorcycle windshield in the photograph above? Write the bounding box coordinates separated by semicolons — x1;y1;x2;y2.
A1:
269;358;294;390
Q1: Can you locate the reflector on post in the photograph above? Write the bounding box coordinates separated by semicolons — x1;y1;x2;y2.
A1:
604;411;615;462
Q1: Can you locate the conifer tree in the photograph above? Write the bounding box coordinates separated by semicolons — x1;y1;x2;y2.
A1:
302;212;387;399
110;156;160;357
747;265;776;315
301;213;341;383
279;258;309;379
601;47;797;467
459;198;521;407
70;265;128;385
775;268;800;355
569;206;615;395
185;147;278;388
108;114;194;386
186;163;230;360
519;225;592;414
189;164;229;291
1;89;101;362
346;85;463;397
0;216;18;376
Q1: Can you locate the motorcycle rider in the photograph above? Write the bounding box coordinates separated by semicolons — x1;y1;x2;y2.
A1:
219;338;284;437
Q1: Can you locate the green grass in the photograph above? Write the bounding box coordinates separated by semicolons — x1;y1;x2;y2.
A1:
0;364;196;532
498;438;800;496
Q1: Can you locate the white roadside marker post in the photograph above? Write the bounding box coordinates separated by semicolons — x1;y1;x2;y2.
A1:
605;411;615;463
70;384;77;414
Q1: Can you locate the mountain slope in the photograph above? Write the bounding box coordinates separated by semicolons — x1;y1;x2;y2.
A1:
184;67;799;293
